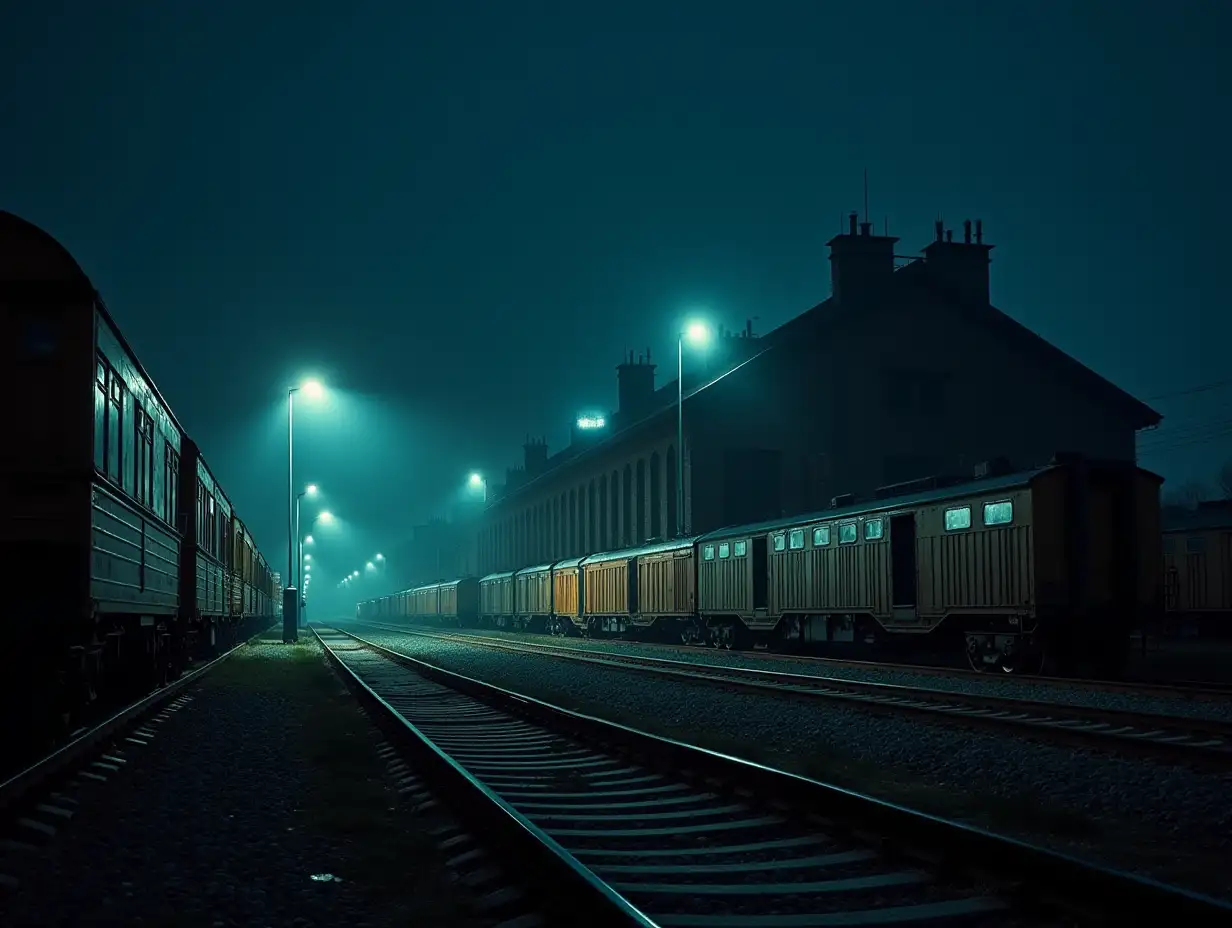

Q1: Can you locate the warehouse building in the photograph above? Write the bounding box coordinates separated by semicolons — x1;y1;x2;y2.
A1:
474;214;1161;575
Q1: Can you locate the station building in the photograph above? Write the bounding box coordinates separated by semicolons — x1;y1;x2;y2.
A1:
473;214;1161;576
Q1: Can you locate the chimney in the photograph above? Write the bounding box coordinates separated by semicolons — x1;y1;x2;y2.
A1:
523;435;547;476
616;349;657;422
923;217;994;305
827;210;899;306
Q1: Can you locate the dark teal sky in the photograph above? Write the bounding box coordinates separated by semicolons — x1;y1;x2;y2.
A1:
2;2;1227;601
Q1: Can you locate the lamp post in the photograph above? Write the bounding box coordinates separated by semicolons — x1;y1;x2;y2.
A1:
285;378;324;640
677;321;710;538
295;484;318;593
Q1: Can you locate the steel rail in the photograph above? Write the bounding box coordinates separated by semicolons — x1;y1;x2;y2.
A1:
321;625;1232;926
357;623;1232;769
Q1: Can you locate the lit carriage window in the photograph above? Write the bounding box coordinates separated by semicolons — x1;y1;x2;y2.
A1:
703;544;715;560
839;522;858;544
789;529;805;549
812;525;831;546
983;500;1014;526
944;507;972;531
864;518;884;540
733;540;747;557
718;542;730;558
773;533;786;552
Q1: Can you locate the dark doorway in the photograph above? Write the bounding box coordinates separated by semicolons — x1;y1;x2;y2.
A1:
890;515;917;607
752;537;768;609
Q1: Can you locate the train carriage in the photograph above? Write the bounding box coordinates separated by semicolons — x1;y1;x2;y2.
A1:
550;557;585;635
478;571;516;627
697;457;1162;673
442;577;479;627
2;210;278;755
1163;501;1232;637
514;563;553;632
579;539;697;637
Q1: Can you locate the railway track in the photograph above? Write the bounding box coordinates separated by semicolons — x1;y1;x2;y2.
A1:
0;628;269;891
357;623;1232;769
314;625;1231;926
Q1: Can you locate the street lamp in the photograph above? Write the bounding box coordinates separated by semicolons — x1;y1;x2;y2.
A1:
375;553;384;561
469;472;487;502
304;535;314;546
295;483;319;593
317;511;335;525
677;321;710;538
286;378;325;639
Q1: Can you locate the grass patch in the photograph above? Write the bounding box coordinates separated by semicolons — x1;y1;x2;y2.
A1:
205;640;470;923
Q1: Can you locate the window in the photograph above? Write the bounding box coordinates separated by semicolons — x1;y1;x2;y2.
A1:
944;506;972;531
812;525;831;546
839;522;858;544
703;544;715;560
134;406;154;508
773;533;786;552
718;542;730;559
864;518;884;540
93;359;107;471
165;447;180;527
733;540;747;557
983;500;1013;526
789;529;805;549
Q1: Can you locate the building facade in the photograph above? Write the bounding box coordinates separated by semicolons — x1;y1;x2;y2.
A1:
473;214;1160;577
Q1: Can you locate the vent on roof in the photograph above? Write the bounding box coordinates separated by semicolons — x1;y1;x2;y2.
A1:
829;493;855;509
974;456;1014;479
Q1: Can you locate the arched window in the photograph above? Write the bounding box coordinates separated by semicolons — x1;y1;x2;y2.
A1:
636;458;646;544
666;445;678;539
649;452;662;540
622;465;633;546
598;475;608;551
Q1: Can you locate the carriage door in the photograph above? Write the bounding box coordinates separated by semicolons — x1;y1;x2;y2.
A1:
890;514;917;608
752;537;768;610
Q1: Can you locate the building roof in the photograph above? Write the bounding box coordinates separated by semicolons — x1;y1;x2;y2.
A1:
491;248;1161;508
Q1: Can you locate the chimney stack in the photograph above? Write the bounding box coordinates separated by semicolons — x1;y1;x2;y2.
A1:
523;436;548;476
923;218;994;305
827;208;899;306
616;349;657;423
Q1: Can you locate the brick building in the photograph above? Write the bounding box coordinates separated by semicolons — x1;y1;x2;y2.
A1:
474;213;1160;576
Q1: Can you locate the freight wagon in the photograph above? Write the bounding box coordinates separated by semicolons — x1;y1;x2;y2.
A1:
1163;500;1232;638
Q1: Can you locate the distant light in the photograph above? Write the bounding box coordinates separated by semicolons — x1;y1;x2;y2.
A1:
576;415;606;430
375;553;384;560
352;570;360;578
304;535;314;545
684;321;710;347
301;379;325;400
468;473;484;488
366;561;375;570
317;511;334;524
304;553;312;561
305;483;318;496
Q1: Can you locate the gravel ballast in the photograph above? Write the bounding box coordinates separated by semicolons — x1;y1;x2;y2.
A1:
348;622;1232;901
4;634;480;928
394;624;1232;723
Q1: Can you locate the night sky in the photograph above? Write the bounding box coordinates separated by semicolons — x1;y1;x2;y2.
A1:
2;2;1228;611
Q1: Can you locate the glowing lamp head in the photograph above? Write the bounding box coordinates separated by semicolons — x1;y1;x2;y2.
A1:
684;321;710;347
304;535;314;545
366;561;375;570
317;511;334;525
301;379;325;401
468;472;484;489
375;553;384;561
305;484;318;496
